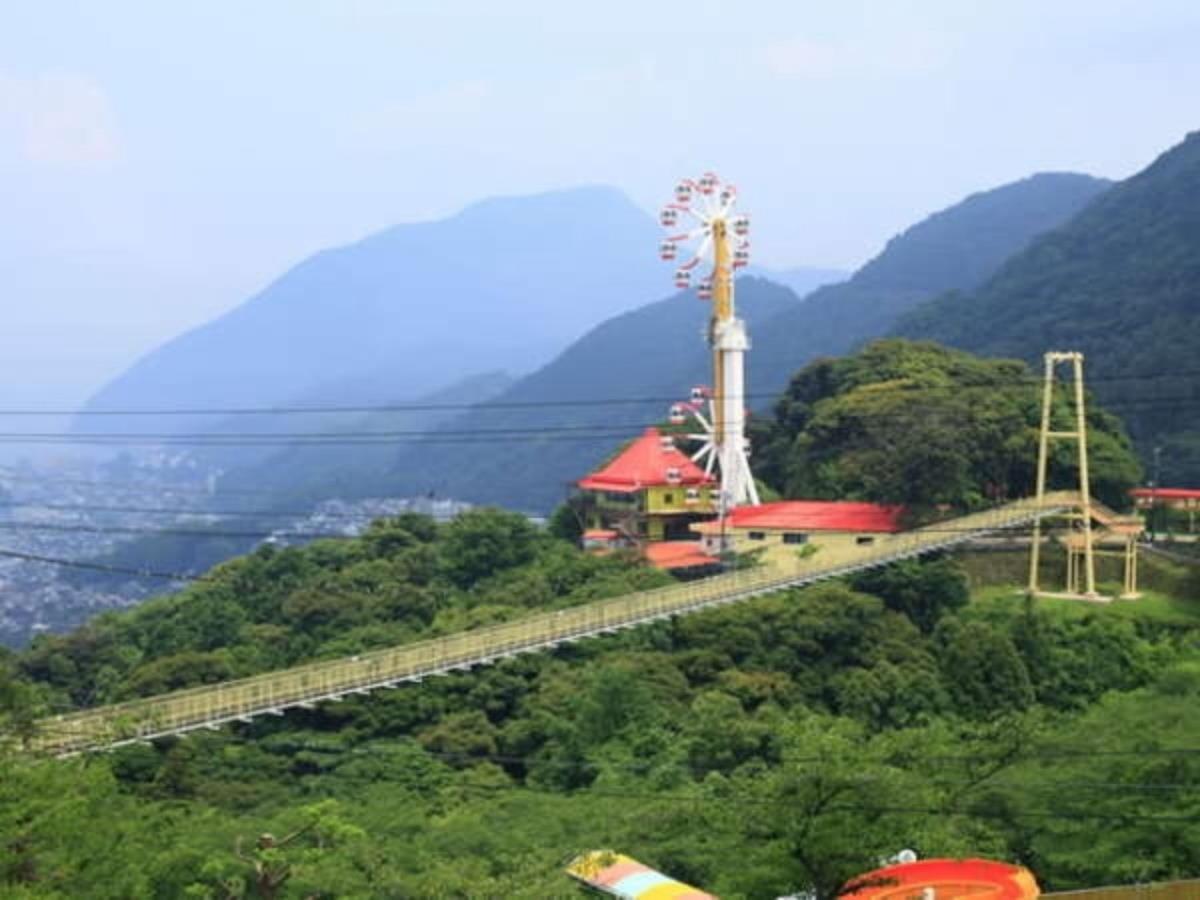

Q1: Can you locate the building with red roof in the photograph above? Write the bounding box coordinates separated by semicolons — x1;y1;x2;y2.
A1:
691;499;905;562
576;427;718;555
1129;486;1199;533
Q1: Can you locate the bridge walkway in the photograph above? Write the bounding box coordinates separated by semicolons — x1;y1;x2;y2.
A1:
30;492;1078;756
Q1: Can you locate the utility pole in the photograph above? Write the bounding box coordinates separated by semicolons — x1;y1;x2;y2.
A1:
1150;445;1162;542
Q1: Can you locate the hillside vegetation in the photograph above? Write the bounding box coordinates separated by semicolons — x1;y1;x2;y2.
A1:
897;131;1200;484
752;340;1141;512
3;509;1198;897
750;172;1111;399
4;344;1195;898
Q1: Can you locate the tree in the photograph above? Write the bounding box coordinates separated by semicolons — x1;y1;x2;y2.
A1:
754;340;1141;511
438;508;541;588
850;557;969;633
934;618;1034;717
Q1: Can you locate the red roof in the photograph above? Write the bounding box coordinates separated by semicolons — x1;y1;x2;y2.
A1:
582;529;619;540
1130;487;1200;501
578;428;715;493
643;541;719;570
694;500;905;534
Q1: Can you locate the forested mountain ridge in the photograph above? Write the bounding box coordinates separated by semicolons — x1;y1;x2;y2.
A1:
368;277;802;512
750;172;1112;399
77;186;665;436
896;131;1200;483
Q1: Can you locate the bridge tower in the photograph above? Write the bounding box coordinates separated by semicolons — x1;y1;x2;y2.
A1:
1028;351;1096;597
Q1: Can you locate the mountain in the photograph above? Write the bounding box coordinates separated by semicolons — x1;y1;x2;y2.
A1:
355;173;1110;513
205;173;1107;514
750;172;1112;397
751;265;848;298
276;276;803;513
895;131;1200;483
77;186;667;434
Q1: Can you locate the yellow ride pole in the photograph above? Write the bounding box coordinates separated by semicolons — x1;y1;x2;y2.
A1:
711;218;732;447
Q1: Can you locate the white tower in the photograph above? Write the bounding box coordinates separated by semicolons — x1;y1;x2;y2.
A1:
659;173;760;509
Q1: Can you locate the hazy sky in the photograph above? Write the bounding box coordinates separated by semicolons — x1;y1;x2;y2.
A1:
2;0;1199;407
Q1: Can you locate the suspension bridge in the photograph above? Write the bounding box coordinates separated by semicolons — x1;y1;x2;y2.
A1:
28;492;1080;757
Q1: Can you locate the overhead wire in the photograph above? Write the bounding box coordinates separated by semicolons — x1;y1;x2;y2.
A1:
0;547;207;581
0;393;1190;448
0;365;1197;418
0;499;421;522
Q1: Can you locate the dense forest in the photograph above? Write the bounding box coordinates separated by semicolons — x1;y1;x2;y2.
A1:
2;513;1198;897
897;130;1200;485
751;340;1141;513
2;341;1197;897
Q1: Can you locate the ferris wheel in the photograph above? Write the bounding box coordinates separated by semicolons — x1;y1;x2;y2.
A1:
657;172;760;510
657;172;750;298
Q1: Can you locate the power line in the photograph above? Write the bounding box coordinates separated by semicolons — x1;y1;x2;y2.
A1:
0;547;206;581
0;517;1065;544
0;499;438;522
0;367;1198;418
0;471;302;498
263;740;1200;790
447;780;1200;825
0;399;1192;448
0;430;643;447
0;520;357;541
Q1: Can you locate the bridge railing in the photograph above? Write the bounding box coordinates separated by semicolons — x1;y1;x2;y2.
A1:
28;494;1074;756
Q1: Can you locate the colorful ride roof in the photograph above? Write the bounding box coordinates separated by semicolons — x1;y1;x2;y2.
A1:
692;500;905;534
566;851;715;899
578;428;715;493
838;858;1040;899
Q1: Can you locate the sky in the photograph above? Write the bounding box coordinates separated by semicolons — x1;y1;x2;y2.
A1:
1;0;1199;409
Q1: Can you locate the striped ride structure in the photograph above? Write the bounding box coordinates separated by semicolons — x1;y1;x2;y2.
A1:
27;493;1078;756
566;850;714;899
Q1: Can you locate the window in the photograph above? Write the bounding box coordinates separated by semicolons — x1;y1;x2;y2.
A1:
782;533;808;545
662;493;674;505
748;531;766;541
856;536;875;546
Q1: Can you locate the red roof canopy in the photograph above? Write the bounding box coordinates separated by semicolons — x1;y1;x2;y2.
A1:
644;541;719;570
1130;487;1200;501
579;428;715;493
696;500;905;534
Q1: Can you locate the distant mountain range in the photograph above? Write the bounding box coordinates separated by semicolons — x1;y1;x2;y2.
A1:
76;186;670;435
897;130;1200;484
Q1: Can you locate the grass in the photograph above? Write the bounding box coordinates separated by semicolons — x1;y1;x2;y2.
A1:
966;581;1200;628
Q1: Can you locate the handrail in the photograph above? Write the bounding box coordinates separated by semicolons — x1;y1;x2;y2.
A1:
26;494;1076;756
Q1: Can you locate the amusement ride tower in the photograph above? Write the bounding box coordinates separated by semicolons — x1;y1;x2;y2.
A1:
659;173;760;510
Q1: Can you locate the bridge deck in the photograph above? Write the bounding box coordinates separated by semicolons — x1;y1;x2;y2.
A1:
29;493;1078;756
